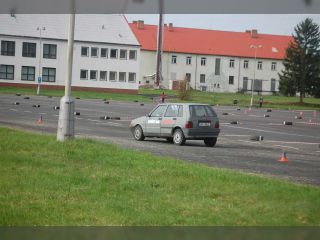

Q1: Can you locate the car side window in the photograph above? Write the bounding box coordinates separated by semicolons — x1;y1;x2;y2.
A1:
165;105;179;117
150;105;167;117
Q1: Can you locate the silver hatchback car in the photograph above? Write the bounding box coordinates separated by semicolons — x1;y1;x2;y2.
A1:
129;103;220;146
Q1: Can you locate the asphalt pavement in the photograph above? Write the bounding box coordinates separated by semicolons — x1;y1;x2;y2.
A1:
0;93;319;185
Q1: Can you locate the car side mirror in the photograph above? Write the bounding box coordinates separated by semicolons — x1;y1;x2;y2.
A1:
146;114;151;118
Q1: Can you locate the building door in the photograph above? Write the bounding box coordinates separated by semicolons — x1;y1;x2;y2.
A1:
185;73;191;82
271;79;276;92
254;80;263;92
243;77;248;90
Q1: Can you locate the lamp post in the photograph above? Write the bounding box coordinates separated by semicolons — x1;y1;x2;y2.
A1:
57;11;75;141
249;44;262;109
36;26;45;95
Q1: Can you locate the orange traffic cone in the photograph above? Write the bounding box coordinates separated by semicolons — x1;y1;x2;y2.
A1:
37;115;44;124
278;151;289;163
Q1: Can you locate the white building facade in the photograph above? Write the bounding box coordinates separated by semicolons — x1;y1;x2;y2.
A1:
130;21;291;94
0;14;141;93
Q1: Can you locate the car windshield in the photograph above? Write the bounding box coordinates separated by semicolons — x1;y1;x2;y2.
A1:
189;105;217;118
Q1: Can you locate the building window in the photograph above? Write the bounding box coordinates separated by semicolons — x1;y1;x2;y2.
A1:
1;40;15;56
100;71;107;81
109;71;117;81
215;58;221;75
229;59;235;68
21;66;35;81
80;69;88;80
217;83;220;88
185;73;191;82
101;48;108;58
91;47;98;57
171;55;177;64
129;50;137;60
110;49;118;59
42;67;56;82
90;70;97;80
128;72;136;83
243;60;249;69
271;62;277;71
200;74;206;83
43;44;57;59
0;65;14;80
271;78;276;92
81;47;89;57
119;72;126;82
201;57;206;66
186;56;192;65
119;49;127;59
243;77;248;90
257;61;263;70
22;42;36;58
229;76;234;85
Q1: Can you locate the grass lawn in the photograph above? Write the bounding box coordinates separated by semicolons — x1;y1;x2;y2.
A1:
0;87;150;102
0;127;319;226
1;86;319;110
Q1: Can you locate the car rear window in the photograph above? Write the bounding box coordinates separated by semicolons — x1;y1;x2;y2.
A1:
189;105;217;117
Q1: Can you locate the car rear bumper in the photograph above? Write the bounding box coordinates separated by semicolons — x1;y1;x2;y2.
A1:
183;128;220;139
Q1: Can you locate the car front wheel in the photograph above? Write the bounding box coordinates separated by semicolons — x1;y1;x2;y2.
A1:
133;125;145;141
173;129;186;146
204;137;217;147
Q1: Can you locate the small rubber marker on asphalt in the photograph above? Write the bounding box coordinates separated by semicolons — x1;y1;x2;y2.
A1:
16;93;21;96
222;113;229;115
267;109;272;112
134;100;139;102
111;117;121;120
14;102;20;105
100;116;110;120
32;104;40;108
140;103;144;106
74;112;80;116
76;97;80;99
264;114;270;118
24;97;30;100
48;96;52;98
250;135;264;141
283;121;293;125
295;116;303;119
53;106;60;110
237;108;241;111
104;101;109;104
230;121;238;124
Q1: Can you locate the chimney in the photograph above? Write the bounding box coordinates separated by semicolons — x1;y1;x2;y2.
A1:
133;20;137;24
251;29;258;38
168;23;174;32
137;20;144;30
245;30;251;34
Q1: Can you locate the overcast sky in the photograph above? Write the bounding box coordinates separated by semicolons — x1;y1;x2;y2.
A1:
126;14;320;36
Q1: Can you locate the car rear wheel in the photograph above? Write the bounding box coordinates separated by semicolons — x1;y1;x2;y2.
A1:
133;125;145;141
204;137;217;147
173;129;186;146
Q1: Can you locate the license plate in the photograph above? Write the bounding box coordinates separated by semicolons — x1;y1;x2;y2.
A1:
199;122;211;127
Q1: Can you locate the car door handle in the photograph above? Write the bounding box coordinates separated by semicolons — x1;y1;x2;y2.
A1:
172;118;177;120
158;118;162;120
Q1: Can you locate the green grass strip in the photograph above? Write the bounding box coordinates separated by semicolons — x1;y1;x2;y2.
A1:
0;127;319;226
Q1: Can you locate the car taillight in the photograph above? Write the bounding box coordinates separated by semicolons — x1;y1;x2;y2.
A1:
185;121;193;129
214;121;220;129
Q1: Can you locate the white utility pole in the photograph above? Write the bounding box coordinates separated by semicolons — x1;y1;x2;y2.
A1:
57;12;75;141
249;44;262;109
36;26;45;95
155;0;163;87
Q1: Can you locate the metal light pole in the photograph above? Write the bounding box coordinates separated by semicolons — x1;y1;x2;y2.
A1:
155;0;163;87
36;26;45;95
57;12;75;141
249;44;262;109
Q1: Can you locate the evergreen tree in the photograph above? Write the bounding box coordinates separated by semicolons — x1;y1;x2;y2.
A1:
279;18;320;101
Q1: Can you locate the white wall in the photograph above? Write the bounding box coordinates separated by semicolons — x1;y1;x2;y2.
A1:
139;50;284;94
0;35;140;90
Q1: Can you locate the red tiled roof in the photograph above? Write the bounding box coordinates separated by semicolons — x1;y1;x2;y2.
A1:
129;23;293;60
